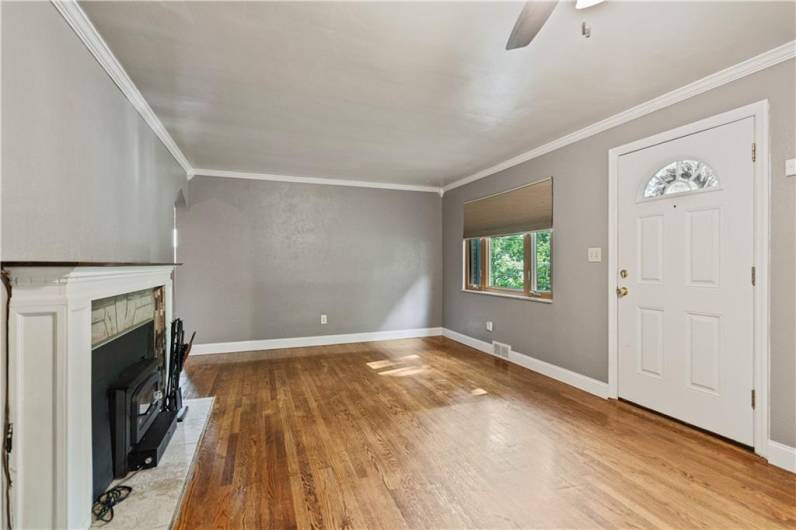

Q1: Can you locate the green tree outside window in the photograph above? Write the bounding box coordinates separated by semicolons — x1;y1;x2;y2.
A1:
535;230;552;292
489;234;525;289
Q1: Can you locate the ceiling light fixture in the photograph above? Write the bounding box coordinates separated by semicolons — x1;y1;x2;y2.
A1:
575;0;605;9
507;0;605;50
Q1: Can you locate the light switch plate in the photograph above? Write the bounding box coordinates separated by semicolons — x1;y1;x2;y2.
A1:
786;159;796;177
486;321;493;332
320;314;328;325
588;247;602;262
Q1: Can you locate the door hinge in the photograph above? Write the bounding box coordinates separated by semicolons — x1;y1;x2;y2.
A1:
751;389;756;409
4;422;12;454
751;266;756;286
752;143;757;162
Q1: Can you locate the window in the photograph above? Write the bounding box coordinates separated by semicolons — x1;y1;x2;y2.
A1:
534;230;552;292
466;238;484;289
644;159;718;199
489;234;525;290
463;178;553;300
465;229;552;299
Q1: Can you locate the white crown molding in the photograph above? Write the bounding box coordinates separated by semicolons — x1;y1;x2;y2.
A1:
51;0;193;176
193;168;443;194
51;0;440;194
51;1;794;195
443;40;796;192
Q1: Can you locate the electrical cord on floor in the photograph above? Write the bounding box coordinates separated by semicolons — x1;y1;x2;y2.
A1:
91;467;143;525
91;485;132;524
1;271;12;530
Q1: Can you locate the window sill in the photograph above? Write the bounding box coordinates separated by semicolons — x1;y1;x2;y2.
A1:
461;289;553;304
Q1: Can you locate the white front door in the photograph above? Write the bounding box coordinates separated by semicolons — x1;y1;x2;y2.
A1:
616;117;755;445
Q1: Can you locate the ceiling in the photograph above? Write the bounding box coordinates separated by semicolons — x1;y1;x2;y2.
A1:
80;1;796;188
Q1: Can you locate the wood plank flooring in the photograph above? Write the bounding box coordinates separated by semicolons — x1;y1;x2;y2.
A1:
174;337;796;529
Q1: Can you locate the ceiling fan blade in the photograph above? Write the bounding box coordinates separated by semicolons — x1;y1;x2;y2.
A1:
505;1;559;50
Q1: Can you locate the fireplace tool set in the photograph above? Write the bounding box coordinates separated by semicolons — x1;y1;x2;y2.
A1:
93;318;195;523
166;318;195;421
123;318;194;475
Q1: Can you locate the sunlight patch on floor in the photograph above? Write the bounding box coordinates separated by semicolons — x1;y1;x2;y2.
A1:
378;365;429;377
366;352;429;377
366;359;395;370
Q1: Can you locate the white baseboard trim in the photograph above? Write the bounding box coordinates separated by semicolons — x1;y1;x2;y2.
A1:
442;328;609;399
191;327;443;355
441;328;493;354
767;440;796;473
193;326;795;475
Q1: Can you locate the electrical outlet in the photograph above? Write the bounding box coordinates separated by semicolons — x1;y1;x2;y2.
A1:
588;247;602;262
486;321;493;332
786;158;796;177
320;314;327;325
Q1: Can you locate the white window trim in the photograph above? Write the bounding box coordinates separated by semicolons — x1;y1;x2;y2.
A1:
461;288;553;304
462;229;553;301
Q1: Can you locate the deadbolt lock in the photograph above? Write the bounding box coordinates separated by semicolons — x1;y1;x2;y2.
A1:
616;286;629;297
619;269;628;279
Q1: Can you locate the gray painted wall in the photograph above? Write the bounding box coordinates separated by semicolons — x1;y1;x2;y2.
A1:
443;60;796;447
4;1;791;450
176;176;442;343
1;2;187;262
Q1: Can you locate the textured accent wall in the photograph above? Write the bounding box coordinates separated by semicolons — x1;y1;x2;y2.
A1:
176;177;442;344
1;2;187;262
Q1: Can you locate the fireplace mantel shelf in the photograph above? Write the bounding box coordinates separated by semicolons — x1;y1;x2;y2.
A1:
2;261;181;267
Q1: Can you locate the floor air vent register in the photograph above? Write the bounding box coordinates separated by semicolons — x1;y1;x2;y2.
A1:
493;341;511;358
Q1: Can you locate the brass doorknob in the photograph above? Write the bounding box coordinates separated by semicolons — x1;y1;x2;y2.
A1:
616;286;629;297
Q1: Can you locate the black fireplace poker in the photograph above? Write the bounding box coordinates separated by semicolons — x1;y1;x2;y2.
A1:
166;318;195;422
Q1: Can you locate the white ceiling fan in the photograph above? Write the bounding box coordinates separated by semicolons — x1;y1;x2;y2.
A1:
506;0;605;50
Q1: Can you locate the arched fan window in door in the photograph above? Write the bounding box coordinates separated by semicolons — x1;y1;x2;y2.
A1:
643;159;719;198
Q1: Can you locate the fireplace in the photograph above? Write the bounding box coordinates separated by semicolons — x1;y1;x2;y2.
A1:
91;320;162;499
121;361;162;447
90;286;176;501
109;357;171;473
3;264;176;529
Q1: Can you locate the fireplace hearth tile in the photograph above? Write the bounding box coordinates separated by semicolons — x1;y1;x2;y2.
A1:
90;397;214;529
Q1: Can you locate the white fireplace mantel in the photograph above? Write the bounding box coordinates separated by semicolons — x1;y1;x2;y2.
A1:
5;265;175;530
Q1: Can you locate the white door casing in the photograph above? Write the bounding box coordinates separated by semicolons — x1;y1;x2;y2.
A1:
608;101;770;455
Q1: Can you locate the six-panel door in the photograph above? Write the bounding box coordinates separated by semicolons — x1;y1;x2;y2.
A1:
617;117;755;445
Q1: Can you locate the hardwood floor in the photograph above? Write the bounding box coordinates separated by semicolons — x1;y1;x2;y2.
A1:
174;337;796;529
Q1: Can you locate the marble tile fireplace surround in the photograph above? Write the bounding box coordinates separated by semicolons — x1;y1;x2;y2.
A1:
3;264;175;530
